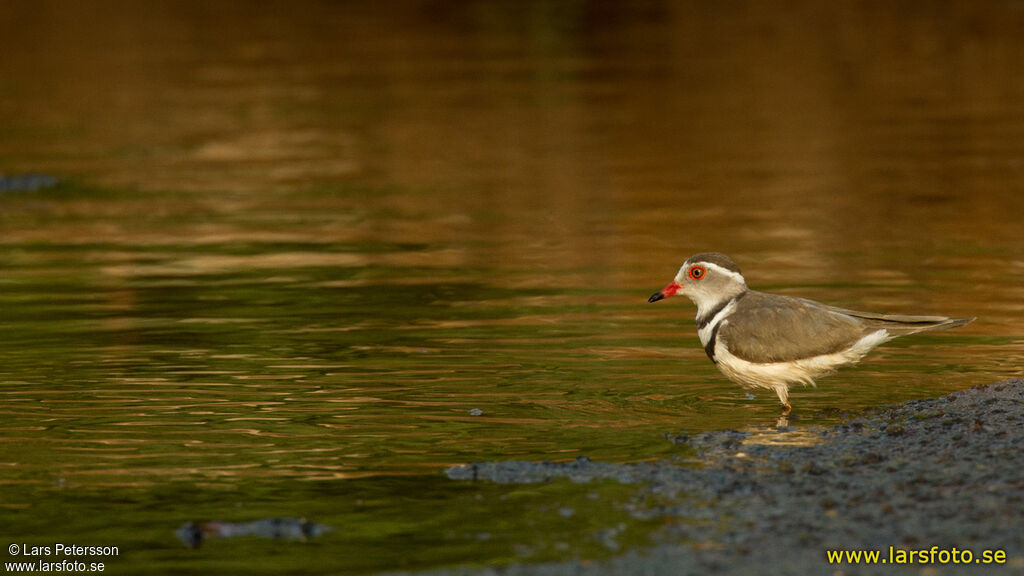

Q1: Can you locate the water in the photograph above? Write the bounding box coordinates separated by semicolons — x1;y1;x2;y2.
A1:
1;1;1022;573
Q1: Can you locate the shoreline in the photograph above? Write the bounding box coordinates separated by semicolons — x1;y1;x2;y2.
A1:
410;378;1024;575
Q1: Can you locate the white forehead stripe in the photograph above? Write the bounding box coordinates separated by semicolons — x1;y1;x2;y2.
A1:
679;261;746;285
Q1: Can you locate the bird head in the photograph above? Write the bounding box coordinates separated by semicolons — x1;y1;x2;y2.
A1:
648;252;747;312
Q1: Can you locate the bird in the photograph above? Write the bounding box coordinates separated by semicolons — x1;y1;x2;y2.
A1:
648;252;974;414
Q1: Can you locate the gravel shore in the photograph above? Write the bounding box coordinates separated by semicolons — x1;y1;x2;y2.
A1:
416;379;1024;575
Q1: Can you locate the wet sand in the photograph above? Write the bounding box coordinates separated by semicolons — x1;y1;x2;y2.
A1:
418;379;1024;575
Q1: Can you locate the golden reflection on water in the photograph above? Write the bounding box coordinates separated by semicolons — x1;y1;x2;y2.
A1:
739;426;825;448
0;2;1023;571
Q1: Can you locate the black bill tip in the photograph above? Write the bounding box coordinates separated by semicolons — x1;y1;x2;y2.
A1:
648;292;665;303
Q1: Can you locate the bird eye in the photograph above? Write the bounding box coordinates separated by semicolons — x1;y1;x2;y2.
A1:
688;266;706;281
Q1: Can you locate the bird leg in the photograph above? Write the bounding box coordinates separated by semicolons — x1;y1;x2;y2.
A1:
773;387;792;415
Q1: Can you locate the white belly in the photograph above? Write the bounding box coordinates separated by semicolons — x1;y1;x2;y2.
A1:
713;328;892;392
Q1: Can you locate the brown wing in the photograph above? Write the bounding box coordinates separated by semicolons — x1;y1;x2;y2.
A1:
718;292;872;363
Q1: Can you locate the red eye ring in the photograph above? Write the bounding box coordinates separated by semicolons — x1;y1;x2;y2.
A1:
688;266;706;281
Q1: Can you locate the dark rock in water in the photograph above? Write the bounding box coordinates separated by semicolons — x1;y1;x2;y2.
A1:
0;173;59;192
175;522;204;549
175;517;331;549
